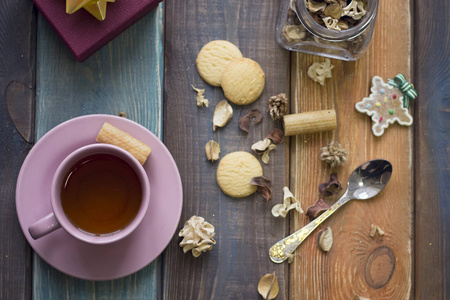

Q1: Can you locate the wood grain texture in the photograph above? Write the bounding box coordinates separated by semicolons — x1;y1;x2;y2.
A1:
413;0;450;298
0;0;35;298
33;6;163;299
162;0;290;298
289;1;413;299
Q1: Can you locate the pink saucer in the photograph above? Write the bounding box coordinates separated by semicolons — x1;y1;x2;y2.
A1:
16;114;183;281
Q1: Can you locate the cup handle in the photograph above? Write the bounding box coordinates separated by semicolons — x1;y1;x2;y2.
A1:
28;213;61;239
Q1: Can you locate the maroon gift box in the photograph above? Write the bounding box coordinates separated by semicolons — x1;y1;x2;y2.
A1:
33;0;163;61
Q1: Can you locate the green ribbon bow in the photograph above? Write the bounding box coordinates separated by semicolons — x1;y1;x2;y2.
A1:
387;73;418;109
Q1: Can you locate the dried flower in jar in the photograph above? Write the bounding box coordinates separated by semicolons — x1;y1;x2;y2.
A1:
305;0;368;31
282;25;307;43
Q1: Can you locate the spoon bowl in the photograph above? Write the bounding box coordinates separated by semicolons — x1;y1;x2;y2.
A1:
347;159;392;200
269;159;392;263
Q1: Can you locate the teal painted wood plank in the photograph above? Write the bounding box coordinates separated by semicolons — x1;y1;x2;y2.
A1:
33;5;163;300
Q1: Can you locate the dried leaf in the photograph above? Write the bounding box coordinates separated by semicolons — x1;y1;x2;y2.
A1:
213;100;233;131
250;176;272;202
306;198;330;219
319;173;342;197
239;109;263;133
257;272;279;300
272;186;304;218
192;85;209;107
251;138;272;154
205;140;220;162
318;227;333;252
266;128;284;144
261;144;276;164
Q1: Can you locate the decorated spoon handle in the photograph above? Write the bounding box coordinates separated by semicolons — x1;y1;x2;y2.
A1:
269;194;352;263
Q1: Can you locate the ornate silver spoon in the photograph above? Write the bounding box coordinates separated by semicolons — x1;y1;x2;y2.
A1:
269;159;393;263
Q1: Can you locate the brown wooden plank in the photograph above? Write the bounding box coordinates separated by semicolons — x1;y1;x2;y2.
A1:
413;0;450;298
0;0;36;298
162;0;290;298
289;1;413;299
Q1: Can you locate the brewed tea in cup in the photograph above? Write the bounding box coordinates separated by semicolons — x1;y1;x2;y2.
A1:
28;144;150;244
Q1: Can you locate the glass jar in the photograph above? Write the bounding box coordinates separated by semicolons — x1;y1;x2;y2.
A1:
276;0;379;61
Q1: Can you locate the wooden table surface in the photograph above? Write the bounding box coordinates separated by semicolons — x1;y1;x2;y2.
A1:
0;0;448;299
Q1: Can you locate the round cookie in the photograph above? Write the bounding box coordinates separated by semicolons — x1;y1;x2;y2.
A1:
196;40;243;87
216;151;263;198
220;58;265;105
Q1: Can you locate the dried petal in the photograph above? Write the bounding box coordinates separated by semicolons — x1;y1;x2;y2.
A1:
251;138;272;154
239;109;262;133
319;173;342;197
272;186;304;218
179;216;216;257
318;227;333;252
213;100;233;131
261;144;276;164
205;140;220;162
306;198;330;219
307;59;334;85
257;272;279;300
250;176;272;201
192;85;209;107
369;224;385;238
266;128;284;144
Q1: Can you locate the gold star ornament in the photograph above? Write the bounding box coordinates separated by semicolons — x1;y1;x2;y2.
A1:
66;0;115;21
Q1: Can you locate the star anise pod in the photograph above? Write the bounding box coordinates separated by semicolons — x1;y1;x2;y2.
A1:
267;93;288;121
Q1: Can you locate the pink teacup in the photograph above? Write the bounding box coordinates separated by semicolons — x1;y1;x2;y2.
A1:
28;144;150;245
